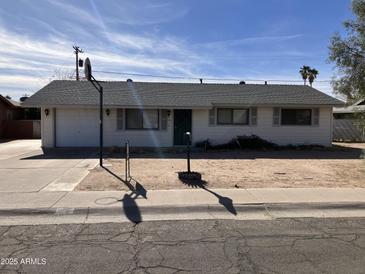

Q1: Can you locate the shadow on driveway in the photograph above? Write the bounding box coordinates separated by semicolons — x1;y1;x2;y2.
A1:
20;148;98;160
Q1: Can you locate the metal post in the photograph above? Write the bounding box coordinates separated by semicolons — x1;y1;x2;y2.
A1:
125;141;128;182
99;86;103;166
186;132;191;173
127;141;130;180
125;141;130;182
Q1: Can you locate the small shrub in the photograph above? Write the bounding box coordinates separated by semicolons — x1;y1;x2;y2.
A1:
195;139;212;149
108;146;120;155
211;139;240;150
196;135;325;151
236;135;277;149
280;144;325;150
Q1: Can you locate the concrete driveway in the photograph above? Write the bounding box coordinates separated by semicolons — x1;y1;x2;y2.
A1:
0;140;98;192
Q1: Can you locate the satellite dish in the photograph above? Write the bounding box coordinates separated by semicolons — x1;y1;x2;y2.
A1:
84;57;92;81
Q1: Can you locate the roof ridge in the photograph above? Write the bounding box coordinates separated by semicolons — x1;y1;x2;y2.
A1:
51;79;317;87
23;79;343;107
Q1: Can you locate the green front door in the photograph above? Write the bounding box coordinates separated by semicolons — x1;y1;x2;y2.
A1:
173;109;192;145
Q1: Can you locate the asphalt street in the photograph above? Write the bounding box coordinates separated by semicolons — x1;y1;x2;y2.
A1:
1;217;365;274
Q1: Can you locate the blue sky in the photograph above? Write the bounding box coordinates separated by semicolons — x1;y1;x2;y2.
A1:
0;0;353;99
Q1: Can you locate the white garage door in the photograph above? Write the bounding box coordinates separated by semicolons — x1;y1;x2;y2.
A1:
56;108;99;147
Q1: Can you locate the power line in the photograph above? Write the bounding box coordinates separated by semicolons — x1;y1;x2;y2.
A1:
93;69;332;83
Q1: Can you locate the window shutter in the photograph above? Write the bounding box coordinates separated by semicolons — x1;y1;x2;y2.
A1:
273;107;280;126
161;109;168;130
208;108;216;126
312;108;319;126
250;107;257;126
117;109;124;130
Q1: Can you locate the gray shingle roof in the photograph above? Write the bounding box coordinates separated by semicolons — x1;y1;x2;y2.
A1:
23;80;344;108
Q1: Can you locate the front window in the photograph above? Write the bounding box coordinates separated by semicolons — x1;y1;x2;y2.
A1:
281;109;312;125
217;108;249;125
126;109;159;129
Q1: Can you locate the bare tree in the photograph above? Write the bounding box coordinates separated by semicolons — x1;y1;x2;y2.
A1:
50;68;75;81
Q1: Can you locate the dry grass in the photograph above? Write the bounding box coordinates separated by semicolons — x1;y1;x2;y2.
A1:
76;142;365;191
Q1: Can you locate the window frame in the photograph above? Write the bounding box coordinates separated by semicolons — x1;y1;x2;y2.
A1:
217;108;249;125
125;109;160;130
280;108;312;126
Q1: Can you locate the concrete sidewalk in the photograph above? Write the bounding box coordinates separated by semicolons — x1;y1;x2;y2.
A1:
1;188;365;209
1;188;365;225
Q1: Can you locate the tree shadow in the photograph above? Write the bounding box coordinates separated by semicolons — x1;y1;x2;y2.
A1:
179;174;237;215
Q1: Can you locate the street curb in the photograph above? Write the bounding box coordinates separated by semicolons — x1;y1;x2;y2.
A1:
1;202;365;217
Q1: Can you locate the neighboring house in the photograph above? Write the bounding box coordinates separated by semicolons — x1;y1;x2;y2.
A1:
333;99;365;142
23;80;343;148
0;95;22;138
0;94;41;139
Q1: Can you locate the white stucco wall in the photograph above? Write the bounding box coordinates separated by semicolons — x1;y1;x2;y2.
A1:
103;108;173;147
42;108;173;148
192;107;333;146
41;106;333;148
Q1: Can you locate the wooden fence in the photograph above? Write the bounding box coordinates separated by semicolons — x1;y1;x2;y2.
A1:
2;120;41;139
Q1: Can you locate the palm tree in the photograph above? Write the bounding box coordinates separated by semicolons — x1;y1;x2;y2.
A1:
299;65;310;85
308;68;319;87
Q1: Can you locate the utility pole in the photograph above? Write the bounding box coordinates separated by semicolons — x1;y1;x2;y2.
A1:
73;46;83;81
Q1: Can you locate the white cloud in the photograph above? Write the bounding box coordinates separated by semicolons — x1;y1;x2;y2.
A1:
194;34;303;50
0;15;204;99
98;0;190;26
44;0;97;26
0;1;335;100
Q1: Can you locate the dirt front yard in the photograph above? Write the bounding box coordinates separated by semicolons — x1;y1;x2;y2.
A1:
77;143;365;191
